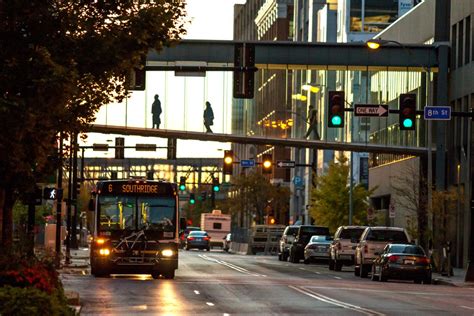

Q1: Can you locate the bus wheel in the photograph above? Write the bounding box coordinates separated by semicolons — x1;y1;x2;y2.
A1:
162;269;175;279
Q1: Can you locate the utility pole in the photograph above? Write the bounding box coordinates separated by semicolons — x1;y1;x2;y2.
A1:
55;135;64;267
71;132;79;249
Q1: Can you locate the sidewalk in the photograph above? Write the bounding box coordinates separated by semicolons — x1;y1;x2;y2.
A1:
432;267;474;287
59;247;90;315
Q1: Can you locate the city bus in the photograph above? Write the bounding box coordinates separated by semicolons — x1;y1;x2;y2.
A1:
90;179;181;279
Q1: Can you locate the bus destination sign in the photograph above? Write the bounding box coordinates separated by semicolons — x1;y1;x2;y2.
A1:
99;181;174;195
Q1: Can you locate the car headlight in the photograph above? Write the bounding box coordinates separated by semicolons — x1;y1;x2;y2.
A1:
162;249;174;257
96;238;106;245
99;248;110;256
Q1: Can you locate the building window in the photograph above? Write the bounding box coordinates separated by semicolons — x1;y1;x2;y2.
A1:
458;20;464;68
466;16;471;65
350;0;362;32
364;0;398;33
350;0;398;33
452;24;457;69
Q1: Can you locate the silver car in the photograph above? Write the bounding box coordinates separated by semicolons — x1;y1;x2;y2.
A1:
304;235;333;264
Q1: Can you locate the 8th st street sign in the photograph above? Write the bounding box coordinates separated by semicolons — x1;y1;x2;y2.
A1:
354;104;388;117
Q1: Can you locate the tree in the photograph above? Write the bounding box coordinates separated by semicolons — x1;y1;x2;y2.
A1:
220;172;290;226
309;155;372;233
0;1;186;250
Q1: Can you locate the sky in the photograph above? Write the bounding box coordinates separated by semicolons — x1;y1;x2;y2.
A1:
82;0;246;159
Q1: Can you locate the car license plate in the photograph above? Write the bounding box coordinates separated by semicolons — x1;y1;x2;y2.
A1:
404;259;415;265
196;238;202;241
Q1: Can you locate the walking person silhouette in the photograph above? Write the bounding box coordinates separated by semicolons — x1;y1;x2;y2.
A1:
151;94;162;129
203;101;214;133
305;105;320;140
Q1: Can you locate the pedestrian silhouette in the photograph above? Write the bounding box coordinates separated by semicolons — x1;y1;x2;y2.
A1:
203;101;214;133
305;105;320;139
151;94;162;129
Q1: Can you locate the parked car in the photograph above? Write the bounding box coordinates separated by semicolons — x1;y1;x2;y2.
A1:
289;225;330;263
223;233;232;252
185;230;211;251
371;243;432;284
179;226;201;248
354;226;411;278
278;225;300;261
304;235;333;264
329;226;367;271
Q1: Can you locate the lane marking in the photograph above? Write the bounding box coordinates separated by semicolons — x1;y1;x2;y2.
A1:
194;290;200;295
460;306;474;310
289;286;385;316
299;268;306;271
334;276;342;280
206;302;215;306
315;272;321;275
198;254;264;277
223;314;230;316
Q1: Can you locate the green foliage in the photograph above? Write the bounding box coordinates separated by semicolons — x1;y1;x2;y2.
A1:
309;155;373;233
219;172;290;225
0;1;187;246
0;286;74;316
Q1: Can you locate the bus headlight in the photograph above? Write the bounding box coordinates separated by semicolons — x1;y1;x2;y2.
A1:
99;248;110;256
162;249;173;257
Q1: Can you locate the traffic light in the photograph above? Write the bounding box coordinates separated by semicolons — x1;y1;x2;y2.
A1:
223;150;233;175
233;43;255;99
147;171;154;180
262;154;273;174
268;216;276;225
115;137;125;159
76;178;82;196
212;177;220;192
189;193;195;205
201;191;207;201
328;91;345;128
179;176;186;191
399;93;416;130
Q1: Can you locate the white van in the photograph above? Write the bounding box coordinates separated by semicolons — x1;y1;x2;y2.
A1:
200;210;231;248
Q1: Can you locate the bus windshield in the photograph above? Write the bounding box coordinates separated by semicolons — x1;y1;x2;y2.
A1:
98;195;176;232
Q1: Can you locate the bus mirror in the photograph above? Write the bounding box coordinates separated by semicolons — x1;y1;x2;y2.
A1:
179;217;187;230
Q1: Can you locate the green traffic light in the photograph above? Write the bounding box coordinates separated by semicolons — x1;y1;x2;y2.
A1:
179;184;185;191
331;115;342;126
213;185;220;192
403;118;413;128
189;199;195;205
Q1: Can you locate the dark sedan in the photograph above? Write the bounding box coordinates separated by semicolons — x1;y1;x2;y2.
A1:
185;231;211;251
371;244;432;284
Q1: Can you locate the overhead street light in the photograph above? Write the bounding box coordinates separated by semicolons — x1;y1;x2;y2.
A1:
365;38;405;50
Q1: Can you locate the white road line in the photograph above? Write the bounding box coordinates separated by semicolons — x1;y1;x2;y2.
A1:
198;254;264;277
315;272;321;274
460;306;474;310
289;286;385;316
194;290;200;295
223;314;230;316
206;302;215;306
334;276;342;280
299;268;306;270
302;285;474;297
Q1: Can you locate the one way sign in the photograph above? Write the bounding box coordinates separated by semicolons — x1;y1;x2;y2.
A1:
354;104;388;117
276;160;296;168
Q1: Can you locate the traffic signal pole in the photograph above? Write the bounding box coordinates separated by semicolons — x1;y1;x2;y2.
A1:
54;135;64;268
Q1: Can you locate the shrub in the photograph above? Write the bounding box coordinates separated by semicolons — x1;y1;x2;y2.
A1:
0;254;60;294
0;286;75;316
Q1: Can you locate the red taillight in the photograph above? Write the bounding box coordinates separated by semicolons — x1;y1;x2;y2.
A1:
363;244;368;254
417;257;430;264
388;255;399;263
203;236;210;241
187;237;195;241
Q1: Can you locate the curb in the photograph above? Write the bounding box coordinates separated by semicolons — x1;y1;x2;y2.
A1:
65;290;80;306
433;278;457;287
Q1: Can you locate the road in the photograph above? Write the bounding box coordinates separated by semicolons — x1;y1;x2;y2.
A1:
61;249;474;315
